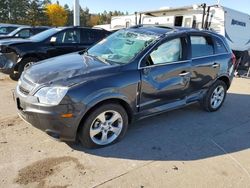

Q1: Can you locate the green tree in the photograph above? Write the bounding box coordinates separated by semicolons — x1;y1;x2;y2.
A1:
42;0;51;5
26;0;47;26
80;6;91;26
64;4;73;26
9;0;29;24
46;3;67;26
0;1;127;27
0;0;9;23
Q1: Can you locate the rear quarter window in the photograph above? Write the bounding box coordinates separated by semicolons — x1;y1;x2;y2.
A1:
213;37;228;54
81;29;104;44
33;28;47;35
191;35;214;58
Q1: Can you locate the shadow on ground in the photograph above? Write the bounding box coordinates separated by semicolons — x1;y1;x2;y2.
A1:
69;93;250;161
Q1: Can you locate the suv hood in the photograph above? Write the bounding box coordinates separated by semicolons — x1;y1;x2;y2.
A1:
23;52;114;85
0;38;32;46
0;36;17;40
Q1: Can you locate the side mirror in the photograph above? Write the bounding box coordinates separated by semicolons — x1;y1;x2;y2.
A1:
50;37;57;44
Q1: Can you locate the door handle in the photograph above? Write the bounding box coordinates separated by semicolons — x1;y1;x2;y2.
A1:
142;67;151;75
179;72;190;77
212;63;219;68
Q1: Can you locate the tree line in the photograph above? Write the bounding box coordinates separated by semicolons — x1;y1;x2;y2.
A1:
0;0;128;27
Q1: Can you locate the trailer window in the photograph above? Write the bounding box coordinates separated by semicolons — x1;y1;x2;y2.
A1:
191;36;214;58
213;37;228;54
174;16;183;27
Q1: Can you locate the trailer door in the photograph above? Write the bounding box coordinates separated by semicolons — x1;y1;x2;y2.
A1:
182;16;193;28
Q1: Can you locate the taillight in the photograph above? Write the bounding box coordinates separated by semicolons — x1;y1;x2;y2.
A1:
232;53;236;65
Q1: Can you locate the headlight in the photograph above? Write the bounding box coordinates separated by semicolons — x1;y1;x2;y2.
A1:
34;86;68;105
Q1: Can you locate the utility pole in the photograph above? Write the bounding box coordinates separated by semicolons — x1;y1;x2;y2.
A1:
74;0;80;26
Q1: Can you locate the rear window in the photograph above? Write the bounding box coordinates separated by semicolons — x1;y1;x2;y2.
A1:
33;28;48;35
81;29;104;44
191;36;214;58
213;37;228;54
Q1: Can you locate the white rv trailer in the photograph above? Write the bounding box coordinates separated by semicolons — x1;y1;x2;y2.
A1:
110;14;137;29
111;4;250;53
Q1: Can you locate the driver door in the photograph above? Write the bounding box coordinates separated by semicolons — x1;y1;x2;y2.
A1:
139;36;192;111
46;29;80;58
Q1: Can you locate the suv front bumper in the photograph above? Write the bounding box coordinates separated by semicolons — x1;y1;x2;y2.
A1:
14;86;82;142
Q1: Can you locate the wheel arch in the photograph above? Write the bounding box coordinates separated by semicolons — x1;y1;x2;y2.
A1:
14;54;40;71
217;75;231;89
76;97;134;137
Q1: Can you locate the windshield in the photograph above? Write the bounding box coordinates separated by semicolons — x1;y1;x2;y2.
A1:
7;28;22;36
0;26;18;35
30;28;62;41
87;29;159;64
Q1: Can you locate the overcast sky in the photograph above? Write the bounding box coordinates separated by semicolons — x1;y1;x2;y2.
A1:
54;0;250;14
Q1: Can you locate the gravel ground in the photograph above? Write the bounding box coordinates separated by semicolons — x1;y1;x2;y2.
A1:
0;73;250;188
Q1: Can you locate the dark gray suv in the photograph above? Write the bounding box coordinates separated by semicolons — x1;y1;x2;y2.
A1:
14;25;236;148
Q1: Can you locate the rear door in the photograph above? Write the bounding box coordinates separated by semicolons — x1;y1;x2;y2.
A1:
46;28;80;57
139;34;192;111
189;33;219;92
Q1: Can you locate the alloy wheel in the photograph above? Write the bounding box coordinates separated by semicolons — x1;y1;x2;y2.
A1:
89;110;123;145
210;85;225;109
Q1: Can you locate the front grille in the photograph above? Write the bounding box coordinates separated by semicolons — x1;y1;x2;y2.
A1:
18;76;35;96
19;86;30;95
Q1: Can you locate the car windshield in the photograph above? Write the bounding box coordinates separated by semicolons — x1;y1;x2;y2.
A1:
0;26;17;35
30;28;62;41
7;28;22;36
87;29;159;64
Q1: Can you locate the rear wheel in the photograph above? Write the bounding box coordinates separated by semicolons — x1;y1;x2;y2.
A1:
201;80;227;112
78;103;128;148
9;57;38;81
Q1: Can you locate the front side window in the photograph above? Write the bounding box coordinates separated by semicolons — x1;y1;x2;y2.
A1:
149;38;182;65
191;36;214;58
87;29;159;64
52;29;80;44
17;29;31;38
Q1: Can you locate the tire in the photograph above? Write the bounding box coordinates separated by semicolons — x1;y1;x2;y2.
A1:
201;80;227;112
78;103;128;148
9;71;19;81
9;57;38;81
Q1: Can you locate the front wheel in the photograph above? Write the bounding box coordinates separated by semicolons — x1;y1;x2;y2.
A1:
201;80;227;112
78;103;128;148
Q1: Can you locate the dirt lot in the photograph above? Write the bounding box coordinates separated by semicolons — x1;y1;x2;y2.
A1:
0;73;250;188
